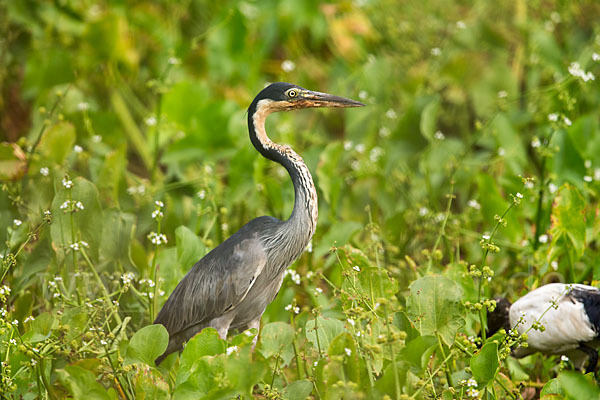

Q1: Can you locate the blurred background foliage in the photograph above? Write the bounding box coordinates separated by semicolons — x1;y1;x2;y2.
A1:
2;0;600;398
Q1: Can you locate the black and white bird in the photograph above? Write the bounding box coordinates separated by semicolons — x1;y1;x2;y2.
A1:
487;283;600;372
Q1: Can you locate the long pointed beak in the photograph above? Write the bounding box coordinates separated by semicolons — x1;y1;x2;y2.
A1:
301;90;365;108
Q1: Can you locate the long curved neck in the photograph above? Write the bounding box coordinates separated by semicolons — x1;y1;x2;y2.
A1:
248;99;318;242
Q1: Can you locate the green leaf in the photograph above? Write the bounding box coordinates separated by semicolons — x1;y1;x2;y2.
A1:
56;365;118;400
557;371;600;399
24;312;55;343
406;275;465;346
313;221;362;258
316;142;344;206
326;332;360;383
541;378;565;397
38;121;76;164
177;328;226;386
100;209;135;263
400;335;438;371
305;316;346;351
470;342;499;386
0;142;27;180
259;322;295;366
285;380;313;400
176;225;205;268
125;324;168;366
420;97;440;141
549;184;586;264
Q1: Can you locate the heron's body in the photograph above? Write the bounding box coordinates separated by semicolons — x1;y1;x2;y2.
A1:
154;82;363;363
489;283;600;371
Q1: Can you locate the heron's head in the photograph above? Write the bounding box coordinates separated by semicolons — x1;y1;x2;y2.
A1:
249;82;365;115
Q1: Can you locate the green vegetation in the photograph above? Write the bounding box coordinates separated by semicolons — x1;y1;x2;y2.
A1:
1;0;600;398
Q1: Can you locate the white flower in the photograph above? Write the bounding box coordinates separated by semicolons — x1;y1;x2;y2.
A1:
40;167;49;176
100;339;108;345
306;241;313;253
498;147;505;156
561;355;570;362
563;116;572;126
434;131;445;140
12;319;18;326
344;348;352;356
62;178;73;189
419;207;429;216
516;192;523;199
379;127;390;137
284;304;292;311
549;183;558;193
497;90;507;98
121;272;135;285
9;339;17;345
531;137;541;148
585;160;592;168
369;147;383;162
468;199;481;210
147;232;168;245
92;135;102;143
285;269;301;284
584;175;593;182
30;359;37;366
456;20;466;29
226;346;238;355
385;109;397;119
24;316;35;323
482;234;490;240
221;223;229;232
467;378;477;387
77;102;89;111
197;190;206;199
13;219;22;227
152;209;163;219
281;60;296;72
358;90;368;100
315;287;323;294
538;234;548;244
73;145;83;153
168;57;181;65
430;47;441;56
145;116;157;126
551;260;558;270
525;181;534;189
353;265;360;272
60;201;69;210
568;62;595;82
343;141;353;151
347;318;355;327
293;306;300;314
593;53;600;62
355;144;365;153
548;113;559;122
75;201;84;210
155;200;164;208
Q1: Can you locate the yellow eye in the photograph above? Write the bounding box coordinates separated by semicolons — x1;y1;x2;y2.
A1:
287;89;298;98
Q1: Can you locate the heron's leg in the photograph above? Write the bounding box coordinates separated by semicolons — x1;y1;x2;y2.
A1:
210;313;235;340
247;318;261;349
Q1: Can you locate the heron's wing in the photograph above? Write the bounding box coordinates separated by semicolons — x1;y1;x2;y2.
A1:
154;236;267;338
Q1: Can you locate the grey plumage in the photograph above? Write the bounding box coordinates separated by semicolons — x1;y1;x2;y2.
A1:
154;82;364;364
